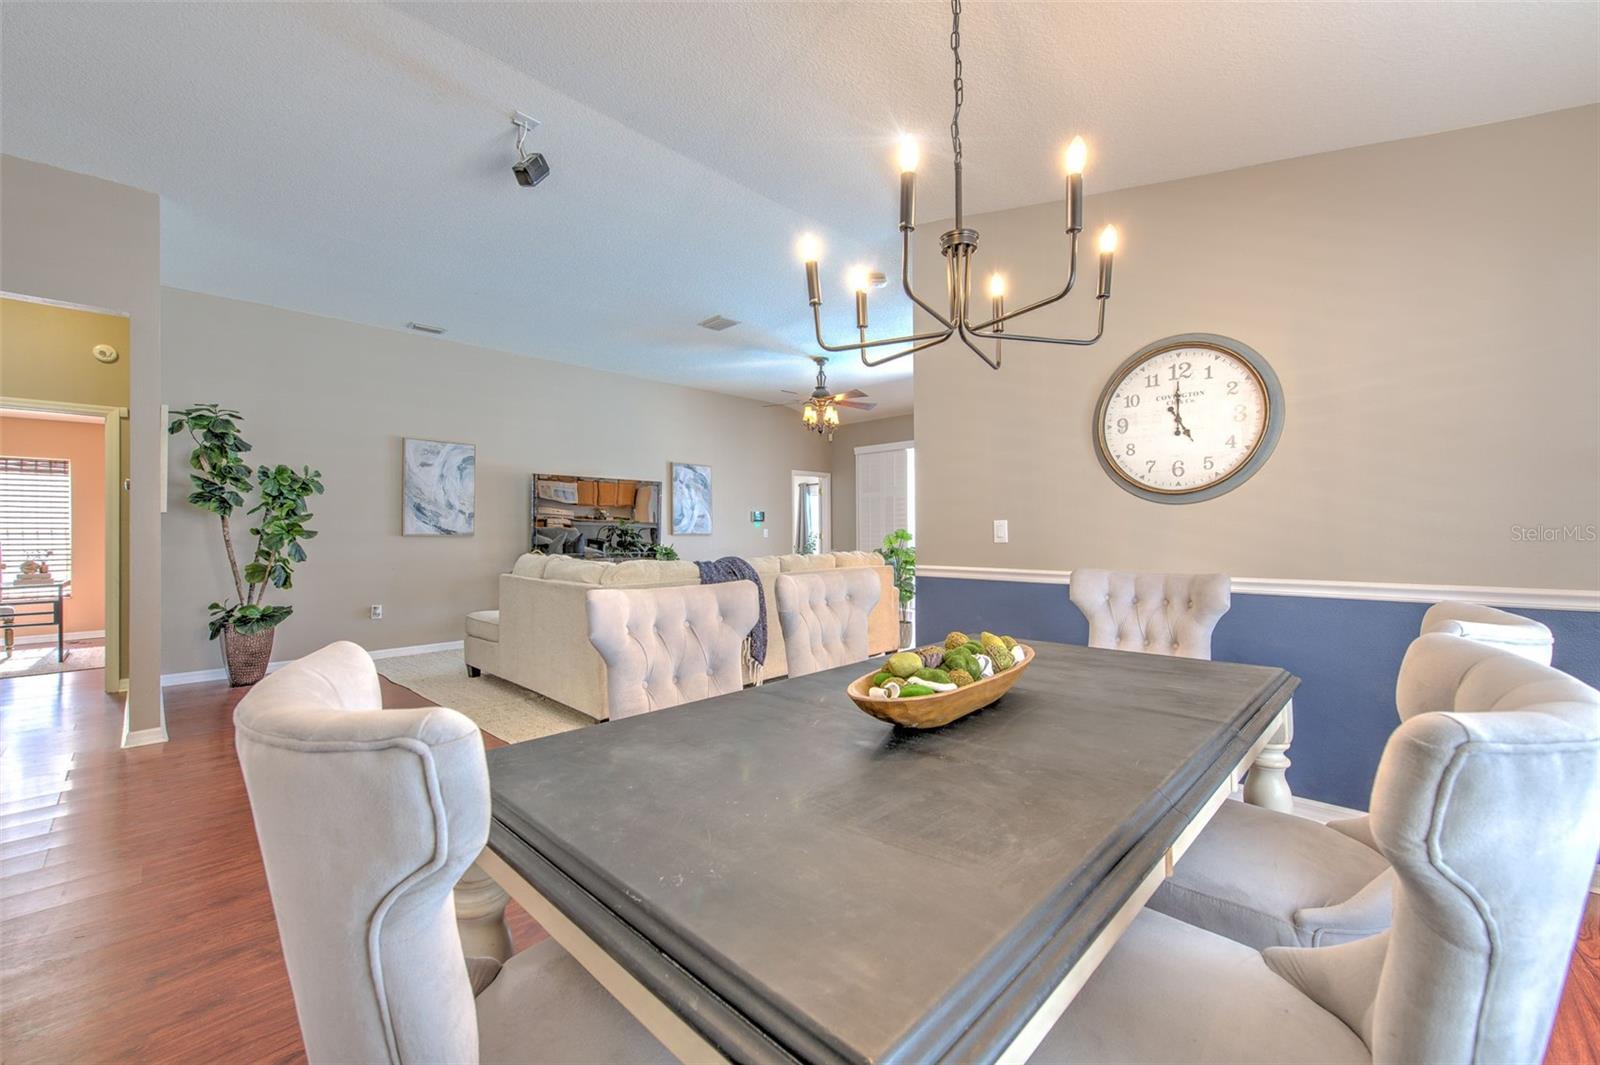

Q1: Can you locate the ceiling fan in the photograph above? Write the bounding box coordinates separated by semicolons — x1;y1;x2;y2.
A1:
772;356;876;439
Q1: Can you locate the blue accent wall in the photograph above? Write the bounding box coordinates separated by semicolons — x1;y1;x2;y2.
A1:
917;577;1600;810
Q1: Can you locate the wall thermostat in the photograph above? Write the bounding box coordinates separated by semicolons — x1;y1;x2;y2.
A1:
92;344;119;364
751;510;766;526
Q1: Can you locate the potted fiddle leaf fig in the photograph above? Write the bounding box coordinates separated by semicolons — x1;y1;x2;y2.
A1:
881;528;916;648
169;404;324;685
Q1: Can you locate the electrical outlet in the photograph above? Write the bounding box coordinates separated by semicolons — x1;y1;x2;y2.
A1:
370;604;383;620
993;519;1009;544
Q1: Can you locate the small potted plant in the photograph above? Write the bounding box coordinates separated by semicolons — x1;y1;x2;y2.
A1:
881;528;916;648
169;404;323;685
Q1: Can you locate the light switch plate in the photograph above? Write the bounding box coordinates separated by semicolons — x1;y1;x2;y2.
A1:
370;605;383;620
993;519;1009;543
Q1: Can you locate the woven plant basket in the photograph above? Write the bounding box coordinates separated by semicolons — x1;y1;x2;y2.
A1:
221;625;276;687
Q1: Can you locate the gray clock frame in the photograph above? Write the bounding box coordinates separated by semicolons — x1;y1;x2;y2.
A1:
1093;332;1285;505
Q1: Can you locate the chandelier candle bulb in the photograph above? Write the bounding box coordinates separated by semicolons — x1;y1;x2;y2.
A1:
1096;225;1118;299
855;290;869;330
1064;136;1086;232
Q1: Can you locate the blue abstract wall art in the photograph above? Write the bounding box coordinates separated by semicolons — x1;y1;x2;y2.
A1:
671;462;712;535
403;438;475;536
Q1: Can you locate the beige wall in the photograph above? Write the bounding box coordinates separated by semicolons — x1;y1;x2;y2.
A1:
913;106;1599;591
1;156;161;733
0;414;107;633
827;414;915;551
160;289;832;674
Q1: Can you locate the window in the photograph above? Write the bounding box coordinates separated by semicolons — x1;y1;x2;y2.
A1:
0;457;72;584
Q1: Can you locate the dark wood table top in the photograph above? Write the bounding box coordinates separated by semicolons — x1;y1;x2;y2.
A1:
486;640;1297;1065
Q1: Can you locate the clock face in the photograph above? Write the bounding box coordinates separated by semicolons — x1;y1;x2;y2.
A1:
1094;336;1282;502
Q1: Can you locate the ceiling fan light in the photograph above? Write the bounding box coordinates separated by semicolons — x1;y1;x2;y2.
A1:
823;405;840;427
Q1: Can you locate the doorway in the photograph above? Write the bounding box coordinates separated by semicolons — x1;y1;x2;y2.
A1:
790;471;832;555
0;404;122;681
0;294;130;694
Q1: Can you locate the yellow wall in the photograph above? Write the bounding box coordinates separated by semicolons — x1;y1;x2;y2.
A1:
0;297;130;406
0;297;130;666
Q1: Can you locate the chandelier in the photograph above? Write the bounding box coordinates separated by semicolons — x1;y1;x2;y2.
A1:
796;0;1119;371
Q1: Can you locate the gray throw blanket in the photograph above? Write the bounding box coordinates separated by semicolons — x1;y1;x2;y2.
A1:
695;556;768;673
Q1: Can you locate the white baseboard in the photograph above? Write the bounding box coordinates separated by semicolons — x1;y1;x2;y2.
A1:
160;639;464;687
10;629;105;647
916;566;1600;613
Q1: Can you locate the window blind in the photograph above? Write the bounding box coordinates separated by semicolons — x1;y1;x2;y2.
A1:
0;457;72;583
855;446;911;555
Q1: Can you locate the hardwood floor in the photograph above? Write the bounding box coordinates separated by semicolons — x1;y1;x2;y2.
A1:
0;667;1595;1063
0;668;540;1064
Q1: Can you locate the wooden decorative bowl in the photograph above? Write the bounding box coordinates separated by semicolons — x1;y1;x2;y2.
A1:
847;646;1035;729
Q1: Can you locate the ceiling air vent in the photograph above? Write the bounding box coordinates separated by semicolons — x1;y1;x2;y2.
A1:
406;322;447;335
698;315;740;331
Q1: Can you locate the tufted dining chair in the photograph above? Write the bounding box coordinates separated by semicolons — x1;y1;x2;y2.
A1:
234;641;670;1065
1068;568;1231;659
586;582;759;720
1033;685;1600;1065
1147;633;1600;952
774;568;882;678
1421;599;1554;665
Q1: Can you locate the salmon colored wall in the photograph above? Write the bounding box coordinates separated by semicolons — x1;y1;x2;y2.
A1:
0;414;107;634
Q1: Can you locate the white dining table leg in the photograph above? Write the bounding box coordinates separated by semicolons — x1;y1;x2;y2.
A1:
455;856;513;963
1243;699;1294;812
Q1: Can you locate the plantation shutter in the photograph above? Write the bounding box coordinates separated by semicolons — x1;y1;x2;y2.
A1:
0;457;72;584
855;445;912;555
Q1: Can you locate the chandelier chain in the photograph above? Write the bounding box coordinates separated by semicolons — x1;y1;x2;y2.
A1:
949;0;963;170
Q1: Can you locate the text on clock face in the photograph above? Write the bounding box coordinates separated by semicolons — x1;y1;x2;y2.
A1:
1102;346;1268;492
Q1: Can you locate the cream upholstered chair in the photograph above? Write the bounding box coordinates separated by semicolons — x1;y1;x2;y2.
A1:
1033;689;1600;1065
773;568;882;677
585;582;759;720
1421;599;1554;665
1068;568;1231;659
1148;633;1600;950
234;641;669;1065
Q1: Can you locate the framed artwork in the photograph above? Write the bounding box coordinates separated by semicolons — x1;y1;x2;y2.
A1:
403;438;475;536
671;462;712;535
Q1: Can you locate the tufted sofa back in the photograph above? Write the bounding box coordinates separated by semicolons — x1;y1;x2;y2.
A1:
234;641;488;1065
1419;600;1554;665
774;568;882;678
1069;569;1232;660
585;582;759;720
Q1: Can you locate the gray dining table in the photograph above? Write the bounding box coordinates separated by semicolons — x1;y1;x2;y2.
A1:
465;640;1297;1065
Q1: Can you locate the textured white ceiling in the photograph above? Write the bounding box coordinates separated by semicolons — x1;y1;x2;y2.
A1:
4;2;1596;416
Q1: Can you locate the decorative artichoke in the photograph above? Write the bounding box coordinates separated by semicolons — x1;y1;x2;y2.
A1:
944;631;971;651
988;646;1017;671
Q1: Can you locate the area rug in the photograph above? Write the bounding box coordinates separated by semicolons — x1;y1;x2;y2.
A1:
0;639;106;678
374;649;593;744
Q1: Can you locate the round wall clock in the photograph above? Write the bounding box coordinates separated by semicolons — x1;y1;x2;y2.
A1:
1093;333;1284;504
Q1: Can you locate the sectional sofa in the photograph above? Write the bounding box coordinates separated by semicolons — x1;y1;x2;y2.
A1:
464;550;898;720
